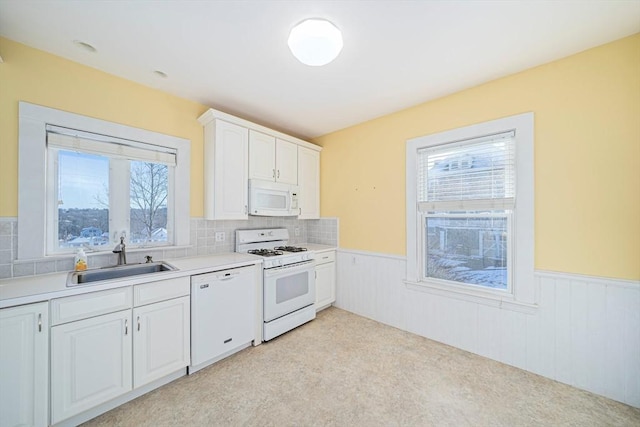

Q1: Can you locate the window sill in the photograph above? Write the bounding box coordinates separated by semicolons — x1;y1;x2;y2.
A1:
403;279;538;314
15;245;193;264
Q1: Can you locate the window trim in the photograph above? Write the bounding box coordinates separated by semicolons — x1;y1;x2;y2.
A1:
405;113;535;309
18;102;190;260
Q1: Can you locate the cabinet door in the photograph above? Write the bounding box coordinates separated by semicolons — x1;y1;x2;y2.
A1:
0;302;48;427
315;260;336;310
206;119;248;220
276;139;298;185
249;130;276;181
50;310;132;424
133;296;190;388
297;146;320;219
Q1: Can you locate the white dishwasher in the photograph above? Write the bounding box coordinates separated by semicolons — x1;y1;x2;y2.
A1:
189;265;256;374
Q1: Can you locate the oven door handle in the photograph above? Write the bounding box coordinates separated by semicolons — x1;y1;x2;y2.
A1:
264;260;314;277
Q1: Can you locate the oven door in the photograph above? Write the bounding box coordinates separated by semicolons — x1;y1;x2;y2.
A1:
263;261;315;322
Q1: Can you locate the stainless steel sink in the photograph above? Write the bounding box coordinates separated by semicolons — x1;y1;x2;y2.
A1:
67;262;177;286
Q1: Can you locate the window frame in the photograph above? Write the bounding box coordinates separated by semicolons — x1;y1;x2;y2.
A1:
18;102;190;260
405;113;535;311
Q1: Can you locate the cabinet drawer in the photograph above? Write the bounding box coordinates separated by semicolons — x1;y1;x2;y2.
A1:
315;251;335;265
51;287;132;326
134;276;190;307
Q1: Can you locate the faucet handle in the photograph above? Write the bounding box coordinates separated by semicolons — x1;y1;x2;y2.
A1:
145;255;153;263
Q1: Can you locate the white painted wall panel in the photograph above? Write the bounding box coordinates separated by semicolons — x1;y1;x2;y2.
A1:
476;304;502;362
500;309;527;371
335;249;640;408
553;278;573;386
584;281;607;397
569;280;588;390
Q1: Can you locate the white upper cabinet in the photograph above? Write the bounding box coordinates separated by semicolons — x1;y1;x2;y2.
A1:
200;118;249;220
248;130;276;181
249;130;298;185
275;139;298;185
199;108;321;217
297;146;320;219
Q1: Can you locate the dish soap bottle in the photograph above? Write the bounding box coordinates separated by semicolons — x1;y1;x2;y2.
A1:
74;248;88;271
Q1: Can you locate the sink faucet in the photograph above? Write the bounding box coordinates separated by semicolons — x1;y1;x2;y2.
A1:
113;236;127;266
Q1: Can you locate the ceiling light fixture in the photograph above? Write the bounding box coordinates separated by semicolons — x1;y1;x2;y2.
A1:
288;18;343;66
73;40;97;53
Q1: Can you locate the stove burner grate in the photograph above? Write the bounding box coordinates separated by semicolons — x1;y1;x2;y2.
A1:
274;246;308;253
248;249;284;257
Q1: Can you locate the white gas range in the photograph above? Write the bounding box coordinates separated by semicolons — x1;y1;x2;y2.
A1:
236;228;316;341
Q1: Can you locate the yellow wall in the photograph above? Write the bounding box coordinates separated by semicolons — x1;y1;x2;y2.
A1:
315;34;640;281
0;37;208;217
2;35;638;280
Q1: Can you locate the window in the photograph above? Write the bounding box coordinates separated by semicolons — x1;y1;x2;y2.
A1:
45;128;176;254
406;113;535;309
419;131;514;291
18;102;190;260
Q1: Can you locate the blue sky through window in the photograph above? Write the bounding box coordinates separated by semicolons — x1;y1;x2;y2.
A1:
58;151;109;209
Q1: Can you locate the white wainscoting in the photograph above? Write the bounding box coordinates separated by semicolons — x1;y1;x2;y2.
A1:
335;249;640;408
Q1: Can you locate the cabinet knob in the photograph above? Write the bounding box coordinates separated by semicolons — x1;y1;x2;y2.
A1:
124;319;128;335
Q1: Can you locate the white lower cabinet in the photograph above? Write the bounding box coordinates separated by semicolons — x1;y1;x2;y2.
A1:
133;296;190;388
315;251;336;310
49;276;190;424
0;302;49;427
50;309;133;424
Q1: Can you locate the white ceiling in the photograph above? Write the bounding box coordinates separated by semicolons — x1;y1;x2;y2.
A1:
1;1;639;140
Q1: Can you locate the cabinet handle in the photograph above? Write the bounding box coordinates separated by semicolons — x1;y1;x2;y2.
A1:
224;338;233;344
299;207;301;215
38;313;42;332
244;205;248;215
272;169;276;178
125;319;128;335
137;316;141;331
277;170;280;179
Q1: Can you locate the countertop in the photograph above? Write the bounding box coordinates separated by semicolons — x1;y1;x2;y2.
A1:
0;245;337;309
301;243;335;253
0;253;263;309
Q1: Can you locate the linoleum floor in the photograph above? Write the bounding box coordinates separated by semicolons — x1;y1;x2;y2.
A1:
82;307;640;426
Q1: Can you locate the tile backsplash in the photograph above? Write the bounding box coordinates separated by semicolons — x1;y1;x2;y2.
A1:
0;217;338;280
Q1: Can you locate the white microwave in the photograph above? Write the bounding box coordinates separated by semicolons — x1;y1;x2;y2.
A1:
249;179;299;216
